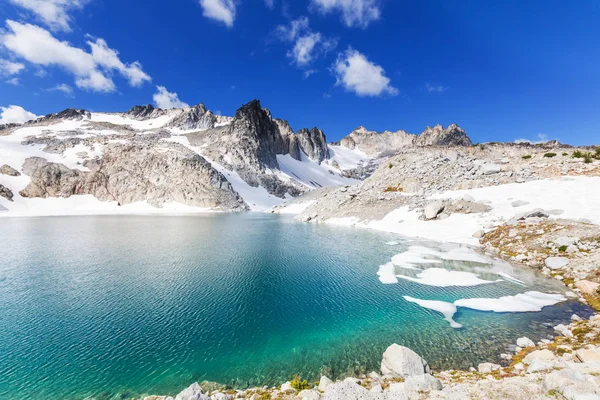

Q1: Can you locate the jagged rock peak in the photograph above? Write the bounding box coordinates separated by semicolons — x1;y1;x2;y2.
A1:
296;127;330;164
415;124;472;147
38;108;91;122
127;104;160;118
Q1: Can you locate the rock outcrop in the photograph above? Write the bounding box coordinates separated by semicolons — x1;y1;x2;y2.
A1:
0;164;20;176
19;142;247;210
0;184;14;201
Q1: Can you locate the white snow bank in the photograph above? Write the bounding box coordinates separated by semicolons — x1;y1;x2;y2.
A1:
404;296;462;328
325;145;371;171
432;177;600;226
276;153;356;189
330;177;600;246
0;195;217;217
454;291;566;313
275;200;316;215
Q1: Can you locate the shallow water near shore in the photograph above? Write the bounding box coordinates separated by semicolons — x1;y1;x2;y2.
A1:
0;214;591;399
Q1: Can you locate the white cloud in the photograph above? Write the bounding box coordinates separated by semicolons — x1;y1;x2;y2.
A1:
0;59;25;75
304;69;318;78
48;83;74;96
87;37;151;87
153;86;189;109
332;48;397;97
5;77;20;85
0;20;151;92
199;0;236;27
311;0;381;28
9;0;85;32
514;133;554;144
264;0;274;9
425;82;448;93
0;105;38;124
276;17;337;67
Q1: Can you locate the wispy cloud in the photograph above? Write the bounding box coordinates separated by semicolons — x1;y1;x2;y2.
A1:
276;17;337;71
8;0;86;32
311;0;382;28
425;82;448;93
48;83;74;97
0;59;25;76
514;133;556;144
5;77;20;85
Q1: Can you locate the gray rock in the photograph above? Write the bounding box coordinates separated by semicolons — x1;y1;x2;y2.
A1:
210;394;231;400
298;389;321;400
542;369;600;399
480;164;502;175
555;236;578;247
318;376;333;392
545;256;569;270
516;337;535;348
477;363;501;373
381;344;431;378
322;381;369;400
0;164;20;176
424;201;444;220
0;184;14;201
523;349;557;364
175;383;209;400
554;324;573;337
404;374;443;392
511;200;529;207
472;230;485;239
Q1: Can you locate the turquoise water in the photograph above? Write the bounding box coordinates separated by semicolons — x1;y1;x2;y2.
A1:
0;214;590;399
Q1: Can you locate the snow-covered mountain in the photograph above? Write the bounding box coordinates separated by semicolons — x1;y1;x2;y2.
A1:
0;100;471;216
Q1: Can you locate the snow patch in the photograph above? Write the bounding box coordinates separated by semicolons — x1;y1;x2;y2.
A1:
397;268;501;287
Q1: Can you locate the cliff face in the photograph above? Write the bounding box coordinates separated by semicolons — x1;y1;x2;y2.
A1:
296;127;330;164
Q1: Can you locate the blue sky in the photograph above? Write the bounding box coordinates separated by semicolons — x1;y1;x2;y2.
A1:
0;0;599;144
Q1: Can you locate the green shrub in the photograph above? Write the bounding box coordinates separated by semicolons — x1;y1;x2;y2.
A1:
595;147;600;157
290;375;311;391
584;154;594;164
572;150;584;158
562;152;568;156
522;154;532;160
558;245;568;252
543;152;557;158
388;163;393;169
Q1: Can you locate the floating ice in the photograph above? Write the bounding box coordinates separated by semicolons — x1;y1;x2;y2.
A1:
386;241;400;246
405;291;567;328
377;262;398;284
454;291;566;312
404;296;462;328
396;268;501;287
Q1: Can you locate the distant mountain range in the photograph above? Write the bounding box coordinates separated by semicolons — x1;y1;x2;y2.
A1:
0;100;471;214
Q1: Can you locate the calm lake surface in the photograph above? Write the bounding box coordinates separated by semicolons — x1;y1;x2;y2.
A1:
0;214;590;399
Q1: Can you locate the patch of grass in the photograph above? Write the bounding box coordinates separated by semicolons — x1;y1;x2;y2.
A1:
573;150;585;158
562;152;568;156
544;152;557;158
584;154;594;164
522;154;532;160
384;186;403;193
290;375;311;391
558;245;568;252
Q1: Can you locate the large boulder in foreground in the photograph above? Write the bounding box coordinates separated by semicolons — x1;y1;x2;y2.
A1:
381;344;431;378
